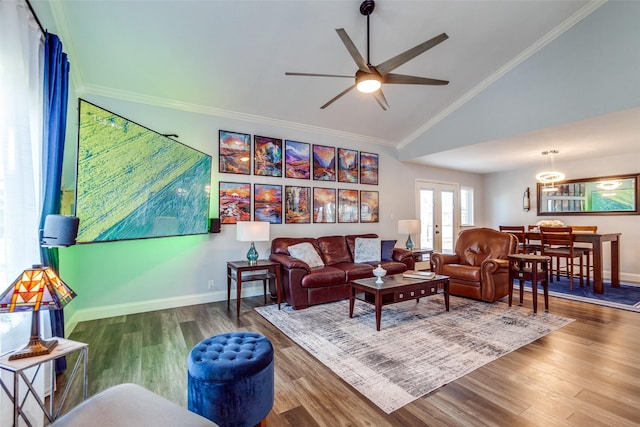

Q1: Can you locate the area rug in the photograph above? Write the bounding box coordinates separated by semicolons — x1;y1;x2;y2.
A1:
255;295;573;413
517;277;640;313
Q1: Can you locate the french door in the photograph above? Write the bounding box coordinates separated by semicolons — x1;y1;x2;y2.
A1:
416;181;459;252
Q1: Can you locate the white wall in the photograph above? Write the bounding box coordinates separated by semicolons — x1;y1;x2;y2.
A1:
483;152;640;283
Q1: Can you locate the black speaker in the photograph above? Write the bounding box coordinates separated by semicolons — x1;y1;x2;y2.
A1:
209;218;221;233
41;215;80;247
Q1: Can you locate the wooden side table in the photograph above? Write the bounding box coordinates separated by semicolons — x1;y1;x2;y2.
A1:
227;260;282;317
508;253;551;313
0;338;88;425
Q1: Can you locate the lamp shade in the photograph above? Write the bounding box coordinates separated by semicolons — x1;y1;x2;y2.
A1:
397;219;420;235
236;221;270;242
0;265;76;313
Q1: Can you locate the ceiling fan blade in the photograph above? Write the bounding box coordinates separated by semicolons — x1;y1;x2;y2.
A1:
335;28;370;72
372;89;389;111
320;84;356;109
376;32;449;76
384;73;449;85
286;72;354;78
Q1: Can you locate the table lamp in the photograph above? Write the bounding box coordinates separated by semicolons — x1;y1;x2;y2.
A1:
397;219;421;250
0;265;76;360
236;221;270;265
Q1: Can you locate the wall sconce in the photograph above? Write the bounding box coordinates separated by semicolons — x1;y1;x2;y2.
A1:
523;187;531;212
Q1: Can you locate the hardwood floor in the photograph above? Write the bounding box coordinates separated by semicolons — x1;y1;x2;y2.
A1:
54;294;640;426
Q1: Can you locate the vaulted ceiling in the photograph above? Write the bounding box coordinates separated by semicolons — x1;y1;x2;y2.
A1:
31;0;640;173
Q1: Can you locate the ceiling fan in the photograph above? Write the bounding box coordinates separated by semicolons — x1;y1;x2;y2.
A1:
285;0;449;110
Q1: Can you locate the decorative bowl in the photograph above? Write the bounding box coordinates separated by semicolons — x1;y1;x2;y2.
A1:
372;264;387;284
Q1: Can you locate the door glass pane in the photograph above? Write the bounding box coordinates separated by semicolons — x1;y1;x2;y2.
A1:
441;191;454;252
419;189;434;249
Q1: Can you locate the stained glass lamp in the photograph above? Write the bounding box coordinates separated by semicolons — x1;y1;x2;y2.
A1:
0;265;76;360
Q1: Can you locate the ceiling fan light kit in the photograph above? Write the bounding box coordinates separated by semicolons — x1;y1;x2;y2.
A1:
285;0;449;109
355;69;381;93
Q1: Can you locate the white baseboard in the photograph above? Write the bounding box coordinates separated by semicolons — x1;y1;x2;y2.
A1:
65;283;267;334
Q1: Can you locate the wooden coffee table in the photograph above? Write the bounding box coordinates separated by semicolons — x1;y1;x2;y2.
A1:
349;273;449;331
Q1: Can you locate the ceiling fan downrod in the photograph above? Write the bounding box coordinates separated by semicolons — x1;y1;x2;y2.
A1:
360;0;375;65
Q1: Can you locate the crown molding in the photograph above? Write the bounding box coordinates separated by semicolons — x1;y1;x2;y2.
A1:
76;84;396;147
397;0;607;150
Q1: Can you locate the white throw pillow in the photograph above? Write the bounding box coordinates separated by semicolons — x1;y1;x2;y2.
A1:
288;242;325;268
354;237;381;263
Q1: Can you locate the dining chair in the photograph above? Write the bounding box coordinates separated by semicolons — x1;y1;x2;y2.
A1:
499;226;535;254
571;225;597;286
539;226;590;290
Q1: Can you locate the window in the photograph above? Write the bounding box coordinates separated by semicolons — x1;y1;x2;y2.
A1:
460;187;474;226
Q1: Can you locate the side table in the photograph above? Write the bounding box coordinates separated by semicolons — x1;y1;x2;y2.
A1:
508;253;551;313
0;337;88;426
227;260;282;317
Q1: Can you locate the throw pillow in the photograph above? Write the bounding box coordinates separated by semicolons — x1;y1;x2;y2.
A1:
287;242;324;268
354;237;381;263
381;240;396;261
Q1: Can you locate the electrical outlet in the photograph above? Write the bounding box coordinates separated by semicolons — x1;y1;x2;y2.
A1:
207;280;215;289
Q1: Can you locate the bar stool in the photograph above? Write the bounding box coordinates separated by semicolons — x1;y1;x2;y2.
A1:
508;253;551;313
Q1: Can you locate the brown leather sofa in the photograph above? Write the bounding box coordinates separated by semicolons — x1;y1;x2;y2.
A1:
269;234;415;309
431;228;517;302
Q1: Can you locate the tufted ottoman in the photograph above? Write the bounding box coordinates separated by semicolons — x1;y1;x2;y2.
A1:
187;332;274;427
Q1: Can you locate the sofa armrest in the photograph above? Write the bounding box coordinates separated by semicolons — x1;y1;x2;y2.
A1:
481;258;509;274
391;248;412;262
269;253;311;273
431;253;460;274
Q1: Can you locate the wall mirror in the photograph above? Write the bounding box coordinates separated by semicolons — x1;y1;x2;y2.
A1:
537;173;639;215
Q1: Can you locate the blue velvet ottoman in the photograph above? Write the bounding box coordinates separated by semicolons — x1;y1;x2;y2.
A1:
187;332;274;427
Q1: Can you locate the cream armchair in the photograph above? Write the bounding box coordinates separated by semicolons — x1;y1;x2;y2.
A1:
432;228;517;302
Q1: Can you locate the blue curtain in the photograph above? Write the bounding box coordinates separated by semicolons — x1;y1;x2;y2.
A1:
40;32;70;373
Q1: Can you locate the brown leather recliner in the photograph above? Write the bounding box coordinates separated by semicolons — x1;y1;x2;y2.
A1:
431;228;517;302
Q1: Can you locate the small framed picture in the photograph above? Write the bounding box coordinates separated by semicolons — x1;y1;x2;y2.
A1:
360;190;379;223
337;148;359;183
359;151;378;185
313;187;336;223
219;182;251;224
338;189;359;223
254;136;283;177
285;186;311;224
254;184;282;224
313;144;336;181
219;130;251;175
285;140;311;179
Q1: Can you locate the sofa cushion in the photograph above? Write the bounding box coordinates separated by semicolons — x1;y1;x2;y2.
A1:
271;237;318;255
345;233;378;259
300;266;346;288
317;236;352;265
354;237;381;263
378;261;408;275
288;242;325;268
381;240;397;261
333;262;374;282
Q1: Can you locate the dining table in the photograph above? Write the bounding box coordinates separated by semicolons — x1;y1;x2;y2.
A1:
525;231;621;294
